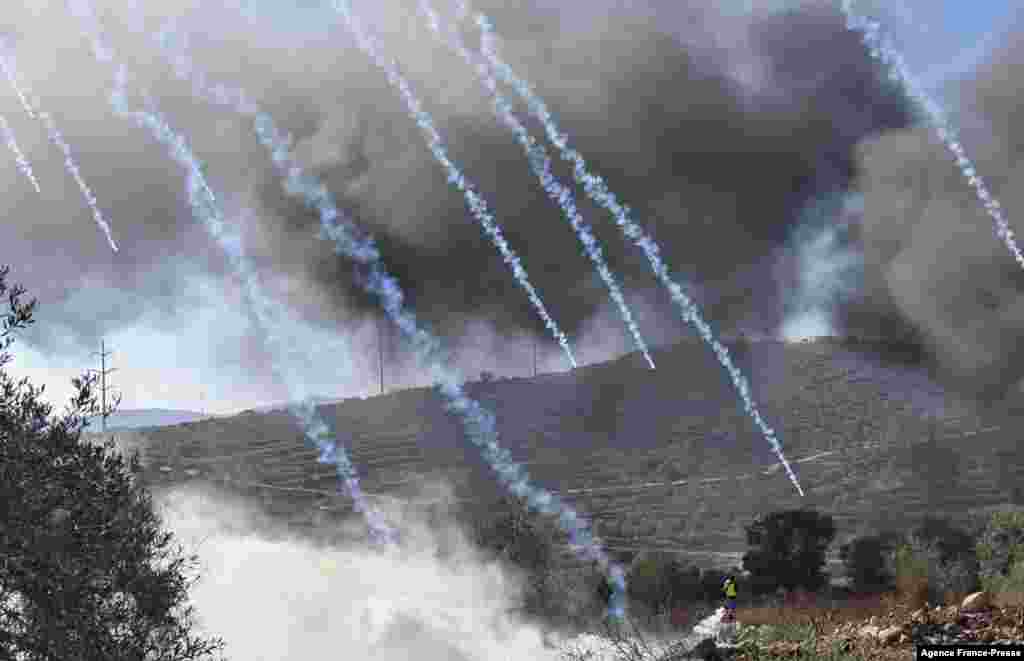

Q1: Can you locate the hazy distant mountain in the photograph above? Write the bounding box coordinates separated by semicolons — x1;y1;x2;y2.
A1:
86;409;209;431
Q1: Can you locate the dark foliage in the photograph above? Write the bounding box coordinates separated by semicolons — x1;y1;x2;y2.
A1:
470;495;570;619
626;552;702;615
840;532;901;593
699;568;728;603
742;508;836;593
976;510;1024;583
911;516;979;567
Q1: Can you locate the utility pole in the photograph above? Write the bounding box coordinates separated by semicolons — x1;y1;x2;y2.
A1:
532;336;538;378
378;316;384;396
90;339;120;433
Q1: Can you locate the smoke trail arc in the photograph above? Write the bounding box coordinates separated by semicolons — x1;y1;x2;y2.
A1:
419;0;655;370
0;114;40;194
840;1;1023;270
69;0;395;545
449;3;803;494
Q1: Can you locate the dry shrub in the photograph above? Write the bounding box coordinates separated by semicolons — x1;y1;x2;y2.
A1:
736;604;795;627
942;588;976;607
738;601;827;627
739;590;913;633
879;591;906;613
834;593;887;622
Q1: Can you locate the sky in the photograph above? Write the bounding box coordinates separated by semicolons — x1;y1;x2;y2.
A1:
863;0;1015;91
1;0;1022;415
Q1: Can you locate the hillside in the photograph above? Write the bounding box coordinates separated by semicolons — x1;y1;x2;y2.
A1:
86;337;1024;570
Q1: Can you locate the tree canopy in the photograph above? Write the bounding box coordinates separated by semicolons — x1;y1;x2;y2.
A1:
742;508;836;593
0;265;224;660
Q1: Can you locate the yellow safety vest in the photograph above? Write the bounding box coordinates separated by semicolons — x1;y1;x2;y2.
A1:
724;580;737;598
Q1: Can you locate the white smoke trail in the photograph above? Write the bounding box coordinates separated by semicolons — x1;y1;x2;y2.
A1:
254;100;630;619
146;20;593;563
154;24;260;116
68;0;396;545
156;23;580;372
0;41;115;251
0;113;40;194
197;0;637;619
840;1;1023;270
365;75;585;369
169;26;577;371
451;2;803;494
149;19;587;573
418;0;655;370
34;109;119;252
0;44;36;120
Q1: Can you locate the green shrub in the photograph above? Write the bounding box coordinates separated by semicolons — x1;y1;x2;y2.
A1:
975;510;1024;582
980;561;1024;606
974;509;1024;605
626;553;703;615
888;517;980;605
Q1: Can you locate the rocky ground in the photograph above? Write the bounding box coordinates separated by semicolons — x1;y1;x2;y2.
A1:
674;592;1024;661
809;596;1024;660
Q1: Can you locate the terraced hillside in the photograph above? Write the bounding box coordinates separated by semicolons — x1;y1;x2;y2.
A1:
87;337;1024;568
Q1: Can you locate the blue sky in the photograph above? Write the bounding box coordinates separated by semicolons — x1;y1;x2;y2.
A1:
183;0;1017;103
202;0;1017;75
871;0;1016;90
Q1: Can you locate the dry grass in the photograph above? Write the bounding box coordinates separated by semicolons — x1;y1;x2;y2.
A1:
732;588;1024;661
733;592;917;661
737;590;908;629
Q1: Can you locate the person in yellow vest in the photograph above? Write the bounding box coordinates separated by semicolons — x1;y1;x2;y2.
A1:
722;574;738;621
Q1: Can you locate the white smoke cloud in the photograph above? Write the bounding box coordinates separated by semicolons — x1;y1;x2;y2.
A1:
150;481;729;660
777;194;864;342
156;484;566;661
